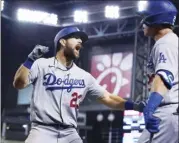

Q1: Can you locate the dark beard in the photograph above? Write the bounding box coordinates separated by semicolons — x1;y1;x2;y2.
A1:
64;46;78;60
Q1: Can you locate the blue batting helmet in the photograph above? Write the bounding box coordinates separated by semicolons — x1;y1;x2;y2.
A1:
54;27;88;51
138;0;178;26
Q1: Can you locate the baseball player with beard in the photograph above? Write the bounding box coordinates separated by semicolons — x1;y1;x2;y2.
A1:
137;1;179;143
13;27;144;143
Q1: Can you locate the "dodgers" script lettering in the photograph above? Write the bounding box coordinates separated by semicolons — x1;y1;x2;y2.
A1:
43;73;85;92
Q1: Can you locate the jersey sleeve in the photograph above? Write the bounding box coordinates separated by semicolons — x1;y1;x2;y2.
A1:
28;59;40;85
153;44;178;89
86;73;106;101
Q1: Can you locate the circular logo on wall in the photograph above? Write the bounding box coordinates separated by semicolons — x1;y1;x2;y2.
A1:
91;52;133;98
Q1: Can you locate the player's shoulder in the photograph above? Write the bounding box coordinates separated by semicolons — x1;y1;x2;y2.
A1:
73;64;88;74
155;32;178;47
73;64;91;77
154;32;178;52
34;57;55;67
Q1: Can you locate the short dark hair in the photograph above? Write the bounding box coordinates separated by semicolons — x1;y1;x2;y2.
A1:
151;24;174;30
56;42;61;52
56;36;69;52
160;24;174;29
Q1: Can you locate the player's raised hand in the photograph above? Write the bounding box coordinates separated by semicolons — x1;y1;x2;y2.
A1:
23;45;49;69
28;45;49;61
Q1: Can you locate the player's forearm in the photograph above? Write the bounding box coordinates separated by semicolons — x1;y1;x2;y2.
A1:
99;92;145;111
98;93;126;110
13;65;30;89
109;95;126;110
109;95;146;111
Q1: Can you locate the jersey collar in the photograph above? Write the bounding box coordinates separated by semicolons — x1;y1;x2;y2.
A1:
49;57;75;71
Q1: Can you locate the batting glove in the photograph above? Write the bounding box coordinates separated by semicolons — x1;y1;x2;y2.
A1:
125;100;147;112
134;101;147;112
23;45;49;69
143;92;163;133
28;45;49;61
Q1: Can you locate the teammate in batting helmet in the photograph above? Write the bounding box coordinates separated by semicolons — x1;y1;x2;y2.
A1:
138;0;178;26
54;27;88;52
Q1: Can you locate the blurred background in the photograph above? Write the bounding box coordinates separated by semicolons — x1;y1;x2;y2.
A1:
1;0;179;143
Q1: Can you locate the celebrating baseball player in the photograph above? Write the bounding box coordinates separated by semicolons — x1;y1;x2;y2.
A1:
137;1;178;143
13;27;144;143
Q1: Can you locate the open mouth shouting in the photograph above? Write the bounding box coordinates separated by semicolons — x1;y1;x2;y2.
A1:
74;44;82;56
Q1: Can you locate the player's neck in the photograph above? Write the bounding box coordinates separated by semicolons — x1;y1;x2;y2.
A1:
56;51;73;67
154;28;173;41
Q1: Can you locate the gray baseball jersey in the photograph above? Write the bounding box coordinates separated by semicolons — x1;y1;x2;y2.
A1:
138;32;179;143
147;32;178;104
28;57;105;128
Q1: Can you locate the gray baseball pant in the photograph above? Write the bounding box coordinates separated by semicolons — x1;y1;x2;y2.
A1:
25;123;83;143
138;104;178;143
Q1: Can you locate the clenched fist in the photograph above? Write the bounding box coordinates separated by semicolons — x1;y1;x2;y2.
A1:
23;45;49;69
28;45;49;61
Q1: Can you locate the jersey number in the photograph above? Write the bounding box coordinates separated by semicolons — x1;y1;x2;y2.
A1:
70;92;82;108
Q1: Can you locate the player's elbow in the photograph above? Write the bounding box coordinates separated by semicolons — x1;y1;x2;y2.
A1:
13;78;27;89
